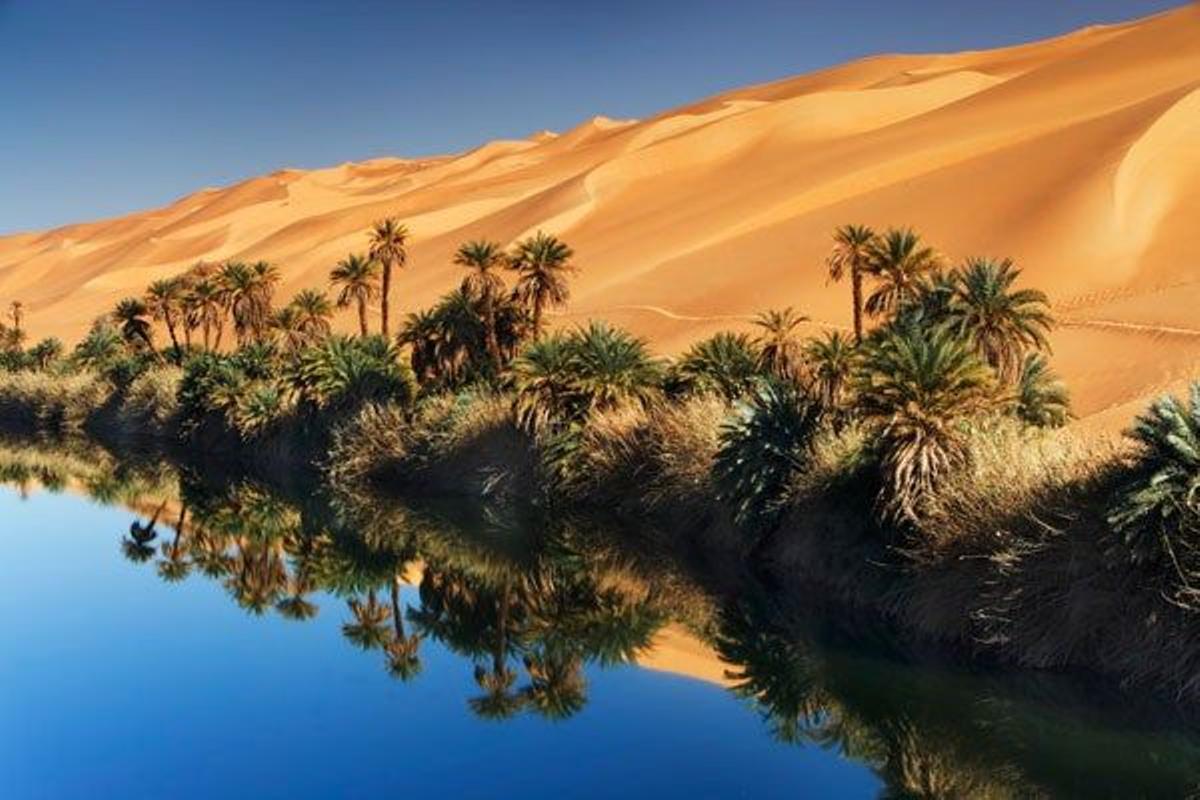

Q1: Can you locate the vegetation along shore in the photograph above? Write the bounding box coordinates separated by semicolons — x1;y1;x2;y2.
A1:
2;217;1199;707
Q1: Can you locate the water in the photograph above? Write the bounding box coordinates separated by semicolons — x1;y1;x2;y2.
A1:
1;441;1199;799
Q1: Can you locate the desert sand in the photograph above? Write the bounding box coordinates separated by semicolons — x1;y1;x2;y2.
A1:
2;5;1200;421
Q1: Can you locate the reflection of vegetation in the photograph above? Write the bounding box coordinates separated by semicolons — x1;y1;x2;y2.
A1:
716;597;1200;798
5;436;1200;796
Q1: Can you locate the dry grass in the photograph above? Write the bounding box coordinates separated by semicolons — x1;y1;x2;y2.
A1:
123;366;182;431
0;370;111;434
567;395;727;516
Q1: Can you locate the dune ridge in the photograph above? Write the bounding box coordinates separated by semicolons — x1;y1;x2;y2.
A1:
3;5;1200;420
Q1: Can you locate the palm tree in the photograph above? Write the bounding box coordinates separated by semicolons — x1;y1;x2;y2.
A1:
187;278;225;351
73;321;123;369
670;331;763;400
329;253;381;338
397;307;443;384
1013;353;1070;428
804;331;858;416
856;327;999;523
1109;383;1200;568
288;289;334;344
947;257;1053;383
864;228;942;320
826;225;877;343
269;306;307;354
509;231;575;337
565;321;663;416
217;261;259;346
456;240;507;372
367;218;409;337
753;307;809;381
112;297;156;354
510;333;577;433
145;277;186;361
28;337;62;370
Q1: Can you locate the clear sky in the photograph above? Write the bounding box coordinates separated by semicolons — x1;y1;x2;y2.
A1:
0;0;1187;233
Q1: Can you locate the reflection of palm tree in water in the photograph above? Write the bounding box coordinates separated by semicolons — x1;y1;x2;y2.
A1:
521;649;586;720
122;502;165;563
384;574;422;681
342;589;391;650
469;579;525;720
157;503;192;582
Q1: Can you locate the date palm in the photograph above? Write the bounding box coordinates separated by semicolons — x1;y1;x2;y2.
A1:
947;257;1053;383
456;239;507;372
186;278;225;351
288;289;334;344
826;225;877;343
367;218;409;337
112;297;156;354
269;305;306;354
510;333;576;433
671;331;762;400
1109;383;1200;569
145;277;186;361
804;331;858;415
509;231;575;337
566;321;663;417
753;307;809;381
385;575;422;681
856;326;999;523
864;228;942;320
1013;353;1070;428
28;337;62;370
329;253;381;338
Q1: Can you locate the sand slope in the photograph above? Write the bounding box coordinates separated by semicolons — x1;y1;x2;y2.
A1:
3;5;1200;421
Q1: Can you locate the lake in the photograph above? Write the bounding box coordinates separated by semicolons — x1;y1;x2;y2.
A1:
1;440;1198;798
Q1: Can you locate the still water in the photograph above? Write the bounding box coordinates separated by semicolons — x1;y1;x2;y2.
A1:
1;442;1199;798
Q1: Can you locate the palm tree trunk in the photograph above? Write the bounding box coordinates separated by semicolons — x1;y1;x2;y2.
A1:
851;266;864;344
484;294;501;372
380;260;392;337
214;317;224;351
357;297;369;338
202;319;211;351
164;312;182;363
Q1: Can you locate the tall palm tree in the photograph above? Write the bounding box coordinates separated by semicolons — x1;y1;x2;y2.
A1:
329;253;381;338
248;260;281;341
753;307;809;381
288;289;334;344
112;297;156;354
145;277;186;361
856;327;999;523
367;218;409;337
217;261;260;346
186;278;225;351
947;257;1053;383
456;239;508;372
864;228;942;320
826;225;877;343
509;231;575;337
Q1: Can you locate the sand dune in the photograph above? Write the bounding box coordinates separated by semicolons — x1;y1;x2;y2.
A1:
3;5;1200;422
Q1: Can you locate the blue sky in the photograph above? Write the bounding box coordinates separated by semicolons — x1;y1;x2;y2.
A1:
0;0;1186;233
